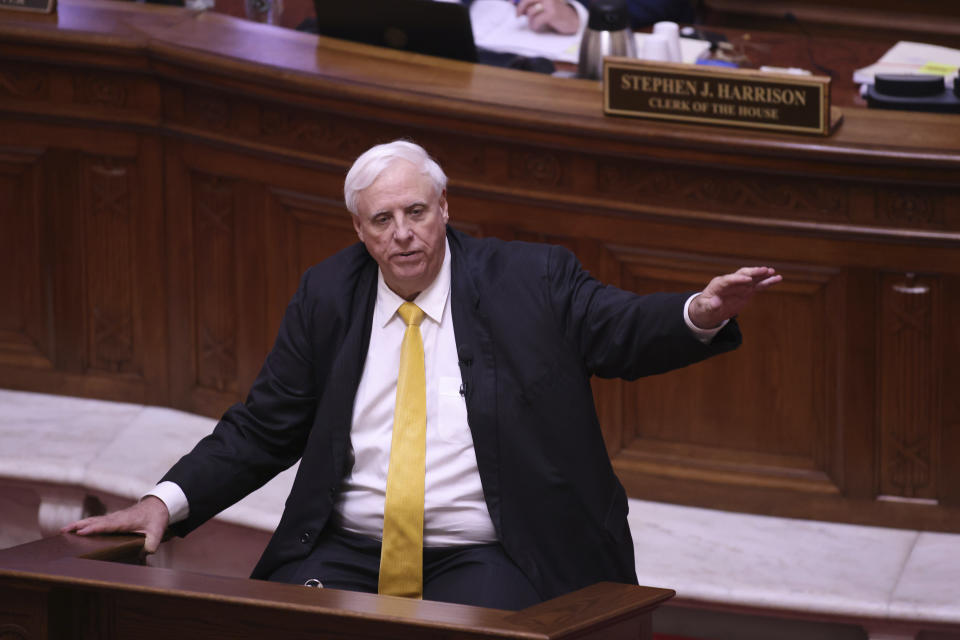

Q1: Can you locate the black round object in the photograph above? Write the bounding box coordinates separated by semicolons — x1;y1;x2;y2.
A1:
587;0;630;31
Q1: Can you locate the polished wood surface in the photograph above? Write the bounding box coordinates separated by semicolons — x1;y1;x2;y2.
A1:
0;534;673;640
702;0;960;48
1;0;959;535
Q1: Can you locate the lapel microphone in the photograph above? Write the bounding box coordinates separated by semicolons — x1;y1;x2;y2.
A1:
457;344;473;398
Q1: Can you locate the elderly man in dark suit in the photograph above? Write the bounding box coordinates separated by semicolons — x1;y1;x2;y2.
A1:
65;140;780;610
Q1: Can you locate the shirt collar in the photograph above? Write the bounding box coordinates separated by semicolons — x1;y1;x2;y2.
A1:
374;237;450;328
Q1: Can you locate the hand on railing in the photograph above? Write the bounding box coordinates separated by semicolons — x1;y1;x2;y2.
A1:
61;495;170;554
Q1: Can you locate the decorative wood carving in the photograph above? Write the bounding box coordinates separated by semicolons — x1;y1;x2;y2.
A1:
193;173;239;393
0;69;48;100
508;149;565;189
875;187;945;229
258;100;486;179
265;188;359;324
259;106;372;160
0;623;28;640
84;156;137;374
73;74;128;109
0;150;50;367
182;90;232;132
596;159;851;222
878;273;939;500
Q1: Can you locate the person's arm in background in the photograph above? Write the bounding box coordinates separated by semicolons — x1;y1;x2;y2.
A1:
515;0;584;34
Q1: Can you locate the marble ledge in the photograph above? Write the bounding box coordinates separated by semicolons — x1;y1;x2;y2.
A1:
0;389;294;533
1;388;958;628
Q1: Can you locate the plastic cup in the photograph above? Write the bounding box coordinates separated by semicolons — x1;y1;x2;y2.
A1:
641;33;672;62
652;21;682;63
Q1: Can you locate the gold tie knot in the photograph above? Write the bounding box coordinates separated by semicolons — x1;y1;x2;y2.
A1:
398;302;424;327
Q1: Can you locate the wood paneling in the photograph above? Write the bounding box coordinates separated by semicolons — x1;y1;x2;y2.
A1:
192;171;240;395
878;273;940;502
614;250;841;495
2;0;960;532
0;148;50;371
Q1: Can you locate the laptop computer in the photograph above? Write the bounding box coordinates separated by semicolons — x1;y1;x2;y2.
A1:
312;0;478;63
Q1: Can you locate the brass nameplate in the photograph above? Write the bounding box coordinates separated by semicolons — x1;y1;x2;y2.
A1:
604;58;832;136
0;0;55;13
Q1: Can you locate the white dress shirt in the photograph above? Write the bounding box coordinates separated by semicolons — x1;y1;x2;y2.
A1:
334;238;497;546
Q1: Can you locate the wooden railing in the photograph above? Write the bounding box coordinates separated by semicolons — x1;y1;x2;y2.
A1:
0;534;673;640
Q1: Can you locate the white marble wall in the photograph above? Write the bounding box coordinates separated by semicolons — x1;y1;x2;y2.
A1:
629;500;960;635
0;389;297;535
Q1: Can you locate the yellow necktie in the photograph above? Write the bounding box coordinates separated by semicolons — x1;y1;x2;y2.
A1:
378;302;427;598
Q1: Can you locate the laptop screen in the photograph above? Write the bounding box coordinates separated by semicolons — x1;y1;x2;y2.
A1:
313;0;478;63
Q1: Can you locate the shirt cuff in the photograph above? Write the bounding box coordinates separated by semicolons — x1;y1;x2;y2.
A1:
144;481;189;525
684;293;728;344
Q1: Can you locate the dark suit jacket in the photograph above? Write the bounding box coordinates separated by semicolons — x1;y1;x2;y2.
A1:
163;226;741;601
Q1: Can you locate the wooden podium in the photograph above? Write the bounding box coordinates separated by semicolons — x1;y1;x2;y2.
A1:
0;534;674;640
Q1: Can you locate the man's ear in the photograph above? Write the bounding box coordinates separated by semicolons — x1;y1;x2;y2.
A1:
352;214;365;243
439;190;449;223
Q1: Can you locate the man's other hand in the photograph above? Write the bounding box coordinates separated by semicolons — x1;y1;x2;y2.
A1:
516;0;580;34
61;495;170;554
689;267;782;330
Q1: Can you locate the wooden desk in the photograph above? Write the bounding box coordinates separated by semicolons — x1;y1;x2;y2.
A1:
0;534;673;639
702;0;960;49
1;0;959;534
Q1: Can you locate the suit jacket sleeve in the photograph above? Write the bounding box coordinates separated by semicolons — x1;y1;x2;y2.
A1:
545;244;741;380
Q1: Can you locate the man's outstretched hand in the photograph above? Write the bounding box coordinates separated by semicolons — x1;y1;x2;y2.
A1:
689;266;782;330
61;495;170;554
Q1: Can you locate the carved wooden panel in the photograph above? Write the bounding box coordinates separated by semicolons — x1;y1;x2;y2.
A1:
943;276;960;508
507;148;571;191
0;68;49;102
192;173;240;394
0;63;160;125
873;185;958;231
264;189;359;340
0;149;51;369
595;158;852;223
73;73;129;110
608;246;842;495
81;156;139;375
0;585;42;640
878;273;940;501
172;85;489;189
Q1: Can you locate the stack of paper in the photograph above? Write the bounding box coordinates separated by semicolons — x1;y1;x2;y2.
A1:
854;41;960;90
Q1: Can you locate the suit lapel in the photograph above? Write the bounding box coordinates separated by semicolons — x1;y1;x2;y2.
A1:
448;227;502;536
327;257;378;483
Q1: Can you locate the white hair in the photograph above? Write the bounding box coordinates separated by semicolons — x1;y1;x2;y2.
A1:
344;140;447;215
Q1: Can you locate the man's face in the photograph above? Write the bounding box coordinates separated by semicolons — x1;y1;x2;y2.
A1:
353;160;449;301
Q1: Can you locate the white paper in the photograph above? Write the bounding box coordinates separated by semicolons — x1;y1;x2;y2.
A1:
470;0;709;67
854;41;960;89
470;0;585;64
